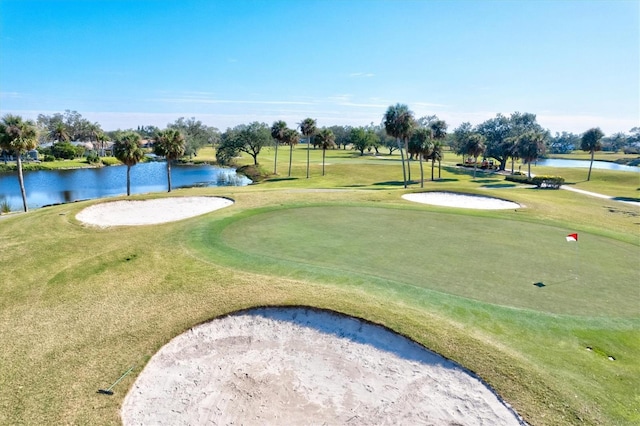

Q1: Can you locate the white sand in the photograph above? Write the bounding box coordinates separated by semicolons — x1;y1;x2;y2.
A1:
121;308;525;426
76;196;233;227
403;192;521;209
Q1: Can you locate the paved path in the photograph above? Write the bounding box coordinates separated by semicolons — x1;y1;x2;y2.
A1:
560;185;640;207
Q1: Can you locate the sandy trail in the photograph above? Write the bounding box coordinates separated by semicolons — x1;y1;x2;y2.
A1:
121;308;524;426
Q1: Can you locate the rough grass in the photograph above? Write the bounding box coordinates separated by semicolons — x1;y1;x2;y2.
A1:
0;146;638;425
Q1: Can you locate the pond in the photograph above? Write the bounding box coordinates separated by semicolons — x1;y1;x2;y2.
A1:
0;161;251;211
534;158;639;172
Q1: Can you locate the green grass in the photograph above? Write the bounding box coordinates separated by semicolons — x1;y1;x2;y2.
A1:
1;145;639;425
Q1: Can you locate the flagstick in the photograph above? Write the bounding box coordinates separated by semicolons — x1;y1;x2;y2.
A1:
575;239;579;282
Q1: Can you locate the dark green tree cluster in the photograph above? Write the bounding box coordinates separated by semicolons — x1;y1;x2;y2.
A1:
217;122;271;166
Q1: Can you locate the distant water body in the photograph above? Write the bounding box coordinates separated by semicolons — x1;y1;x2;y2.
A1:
0;162;251;211
535;159;638;172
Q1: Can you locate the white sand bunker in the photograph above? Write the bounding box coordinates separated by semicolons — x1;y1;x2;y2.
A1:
121;307;524;425
403;192;521;209
76;196;233;227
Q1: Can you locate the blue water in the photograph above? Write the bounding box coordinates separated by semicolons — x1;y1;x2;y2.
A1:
0;162;251;210
535;158;639;172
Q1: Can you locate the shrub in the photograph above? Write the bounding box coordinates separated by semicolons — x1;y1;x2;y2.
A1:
504;174;564;189
532;175;565;189
44;155;55;162
86;151;101;164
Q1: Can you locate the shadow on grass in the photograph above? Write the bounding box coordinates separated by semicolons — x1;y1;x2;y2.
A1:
372;180;410;187
432;178;458;183
613;196;640;203
267;177;299;182
482;183;518;188
473;178;502;184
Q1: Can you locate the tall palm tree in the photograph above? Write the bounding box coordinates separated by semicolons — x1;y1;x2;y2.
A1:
429;119;447;180
299;118;316;179
270;120;287;175
284;128;299;177
113;131;145;196
581;127;604;181
410;127;432;188
88;122;104;156
50;121;70;143
517;131;546;178
431;139;444;180
315;128;336;176
383;103;415;188
154;128;185;192
0;114;38;212
465;133;486;179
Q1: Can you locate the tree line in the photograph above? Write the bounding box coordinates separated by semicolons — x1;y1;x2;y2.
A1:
2;106;639;212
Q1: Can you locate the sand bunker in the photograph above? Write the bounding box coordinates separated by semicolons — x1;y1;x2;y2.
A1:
403;192;521;209
121;307;524;425
76;196;233;227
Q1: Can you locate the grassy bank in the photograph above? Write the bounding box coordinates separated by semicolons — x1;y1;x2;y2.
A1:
1;146;638;425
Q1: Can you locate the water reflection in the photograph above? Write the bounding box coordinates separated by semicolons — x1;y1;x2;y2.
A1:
0;162;250;211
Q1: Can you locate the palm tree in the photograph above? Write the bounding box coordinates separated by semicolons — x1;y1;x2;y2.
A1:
431;139;444;180
113;131;145;196
0;114;38;212
284;128;299;177
383;104;415;188
465;133;486;179
429;120;447;180
50;121;70;143
410;127;432;188
154;128;185;192
270;120;287;175
581;127;604;181
517;131;546;178
299;118;316;179
87;122;104;156
315;128;336;176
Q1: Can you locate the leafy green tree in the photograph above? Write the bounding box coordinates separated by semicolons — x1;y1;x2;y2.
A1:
603;132;627;153
581;127;604;181
113;131;145;196
431;139;444;179
218;122;271;166
383;103;415;188
0;115;38;212
349;127;377;156
154;128;186;192
315;128;336;176
465;133;486;179
168;117;219;158
299;118;316;179
376;124;398;155
517;131;547;178
270;120;287;174
548;131;579;154
284;128;299;177
328;125;351;149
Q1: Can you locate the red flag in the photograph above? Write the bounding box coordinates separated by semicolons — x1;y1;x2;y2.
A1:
566;233;578;242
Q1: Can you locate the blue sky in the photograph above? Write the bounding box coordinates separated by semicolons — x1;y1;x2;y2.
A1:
1;0;638;134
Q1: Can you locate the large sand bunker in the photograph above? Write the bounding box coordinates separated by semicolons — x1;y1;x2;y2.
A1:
76;196;233;227
403;192;521;209
121;307;524;425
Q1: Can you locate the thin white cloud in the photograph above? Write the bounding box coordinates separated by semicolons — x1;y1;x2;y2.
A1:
349;72;375;78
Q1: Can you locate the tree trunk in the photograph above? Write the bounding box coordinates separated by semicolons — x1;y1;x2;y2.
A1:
167;160;172;192
438;159;441;179
322;149;326;176
16;154;28;212
473;156;478;179
273;141;279;175
288;144;293;177
404;139;411;183
528;161;532;179
587;150;594;181
511;158;515;174
306;137;310;179
126;165;131;196
431;157;435;181
397;138;407;188
419;155;424;188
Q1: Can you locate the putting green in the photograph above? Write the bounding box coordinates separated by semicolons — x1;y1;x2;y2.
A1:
200;205;638;317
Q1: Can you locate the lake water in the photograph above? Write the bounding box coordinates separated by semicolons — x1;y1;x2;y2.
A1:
535;158;639;172
0;162;251;211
